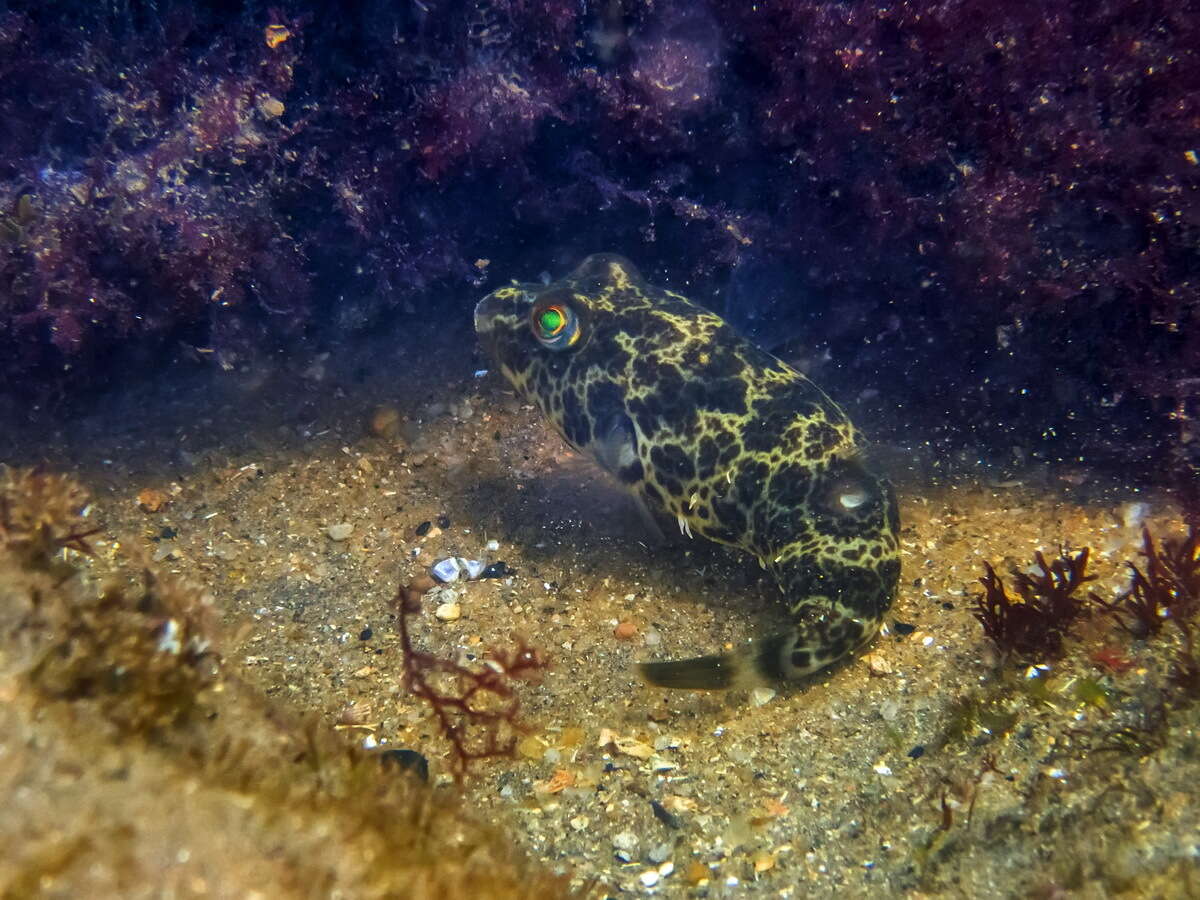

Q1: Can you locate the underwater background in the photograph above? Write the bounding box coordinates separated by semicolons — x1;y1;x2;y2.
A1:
1;1;1198;897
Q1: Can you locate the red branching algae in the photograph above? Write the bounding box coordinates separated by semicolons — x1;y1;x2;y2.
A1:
394;582;547;780
974;548;1095;660
1100;526;1199;643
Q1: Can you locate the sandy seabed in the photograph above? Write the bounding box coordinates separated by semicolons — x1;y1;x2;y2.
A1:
2;330;1196;899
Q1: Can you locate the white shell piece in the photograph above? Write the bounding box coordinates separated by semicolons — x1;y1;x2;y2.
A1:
431;557;462;582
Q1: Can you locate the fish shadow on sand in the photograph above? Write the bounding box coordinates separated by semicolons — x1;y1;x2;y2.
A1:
459;457;788;644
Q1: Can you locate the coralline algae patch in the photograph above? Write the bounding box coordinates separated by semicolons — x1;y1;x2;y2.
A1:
1;2;1196;482
29;357;1195;899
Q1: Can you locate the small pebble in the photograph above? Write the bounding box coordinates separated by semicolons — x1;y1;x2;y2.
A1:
359;626;373;641
907;745;925;759
437;514;451;529
650;799;682;829
137;488;169;513
379;748;429;781
647;842;671;864
685;862;708;885
485;539;500;552
156;620;181;654
639;870;660;888
613;832;639;854
415;520;432;536
435;602;462;622
326;522;354;541
750;686;776;706
369;405;401;439
865;653;893;676
462;559;485;580
893;621;917;635
410;573;437;593
614;621;637;640
480;561;514;579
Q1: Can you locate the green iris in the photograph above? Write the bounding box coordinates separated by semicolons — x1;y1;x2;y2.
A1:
530;299;580;350
538;307;564;336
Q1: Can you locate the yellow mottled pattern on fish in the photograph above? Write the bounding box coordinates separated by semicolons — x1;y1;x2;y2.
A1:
474;254;900;689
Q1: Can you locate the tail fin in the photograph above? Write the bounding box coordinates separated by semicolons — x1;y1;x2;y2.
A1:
638;614;879;690
638;633;793;690
638;651;749;691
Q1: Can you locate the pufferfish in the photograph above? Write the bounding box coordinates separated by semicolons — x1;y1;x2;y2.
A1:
474;254;900;689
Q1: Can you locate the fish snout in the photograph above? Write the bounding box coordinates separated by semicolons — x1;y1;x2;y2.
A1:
473;294;502;335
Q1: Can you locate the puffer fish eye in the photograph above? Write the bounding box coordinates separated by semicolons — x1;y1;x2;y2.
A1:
826;471;872;513
838;488;868;510
530;300;581;350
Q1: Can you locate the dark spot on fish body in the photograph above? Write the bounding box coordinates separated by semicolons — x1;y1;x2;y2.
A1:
562;388;592;446
658;473;683;498
586;380;625;424
742;393;811;453
618;459;644;483
632;406;664;439
709;496;747;539
766;509;817;550
696;436;721;479
830;563;894;618
813;506;879;542
638;313;685;347
768;462;815;510
734;460;770;508
805;419;842;454
644;381;700;435
879;558;901;597
650;444;696;481
695;376;749;415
